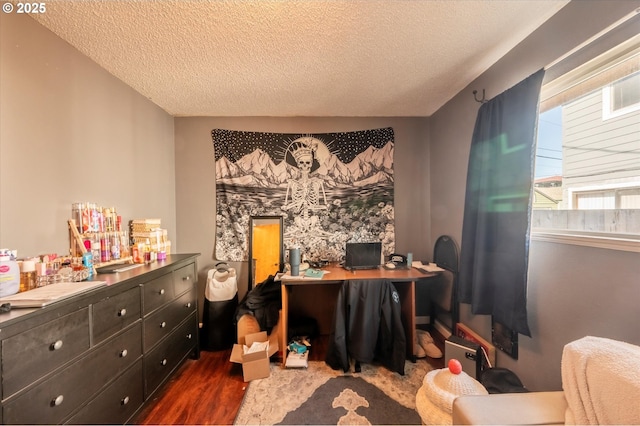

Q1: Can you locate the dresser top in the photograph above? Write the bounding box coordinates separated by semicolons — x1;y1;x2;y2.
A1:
0;253;200;330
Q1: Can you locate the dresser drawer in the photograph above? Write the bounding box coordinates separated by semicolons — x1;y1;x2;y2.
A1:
142;272;175;315
66;360;143;425
143;288;196;352
93;286;141;344
2;308;90;398
144;313;197;398
173;263;196;296
2;323;142;425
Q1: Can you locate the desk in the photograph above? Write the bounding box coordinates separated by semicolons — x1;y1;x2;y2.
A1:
279;265;437;367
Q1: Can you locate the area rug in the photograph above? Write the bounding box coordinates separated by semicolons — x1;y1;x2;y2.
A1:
234;360;432;425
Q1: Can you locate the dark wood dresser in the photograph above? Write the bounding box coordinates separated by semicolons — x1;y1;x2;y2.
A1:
0;253;200;424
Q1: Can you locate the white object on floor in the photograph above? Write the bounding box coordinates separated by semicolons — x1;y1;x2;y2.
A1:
286;350;309;368
417;329;443;358
416;361;488;425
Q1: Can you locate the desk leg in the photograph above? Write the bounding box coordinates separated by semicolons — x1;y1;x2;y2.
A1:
280;283;289;367
408;280;416;362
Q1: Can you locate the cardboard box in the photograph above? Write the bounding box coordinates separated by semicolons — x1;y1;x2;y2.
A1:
230;331;279;381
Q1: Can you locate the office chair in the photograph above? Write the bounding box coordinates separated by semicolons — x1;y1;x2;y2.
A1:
431;235;460;332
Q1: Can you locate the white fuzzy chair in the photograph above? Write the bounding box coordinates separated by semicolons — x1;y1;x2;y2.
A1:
452;336;640;425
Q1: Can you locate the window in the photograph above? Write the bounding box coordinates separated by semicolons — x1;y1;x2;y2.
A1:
532;24;640;252
603;72;640;119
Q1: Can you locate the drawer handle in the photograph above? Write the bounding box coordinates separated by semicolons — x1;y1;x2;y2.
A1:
161;358;167;366
50;340;63;351
51;395;64;407
121;396;130;406
182;275;191;281
120;349;128;358
118;308;127;317
159;289;165;295
160;321;167;328
185;302;192;308
186;333;192;340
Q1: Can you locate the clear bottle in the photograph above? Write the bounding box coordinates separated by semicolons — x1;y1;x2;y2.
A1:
110;207;118;232
71;203;84;233
82;252;94;277
100;232;111;263
19;260;37;292
132;242;140;264
96;206;104;233
81;203;91;234
144;239;152;264
91;234;101;266
157;237;166;261
110;231;121;260
104;208;113;232
120;230;130;258
90;204;100;233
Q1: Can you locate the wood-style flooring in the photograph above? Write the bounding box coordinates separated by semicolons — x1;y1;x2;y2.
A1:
133;333;445;425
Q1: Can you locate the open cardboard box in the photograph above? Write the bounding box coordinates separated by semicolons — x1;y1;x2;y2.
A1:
230;331;279;381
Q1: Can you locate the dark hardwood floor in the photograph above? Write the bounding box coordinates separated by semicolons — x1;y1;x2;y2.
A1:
133;332;445;425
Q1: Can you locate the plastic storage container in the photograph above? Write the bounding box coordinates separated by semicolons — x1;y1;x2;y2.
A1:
0;255;20;297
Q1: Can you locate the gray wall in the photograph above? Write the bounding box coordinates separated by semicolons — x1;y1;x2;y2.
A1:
0;12;177;257
429;0;640;390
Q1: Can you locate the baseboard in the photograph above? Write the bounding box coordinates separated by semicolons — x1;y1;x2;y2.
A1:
416;316;453;339
434;319;452;339
415;315;431;325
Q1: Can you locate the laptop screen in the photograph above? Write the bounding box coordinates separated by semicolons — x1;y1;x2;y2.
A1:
344;242;382;270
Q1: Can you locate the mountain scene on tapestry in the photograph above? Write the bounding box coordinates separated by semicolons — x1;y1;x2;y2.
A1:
213;128;395;264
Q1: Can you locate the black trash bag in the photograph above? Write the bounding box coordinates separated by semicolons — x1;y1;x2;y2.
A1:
201;294;238;350
235;275;281;333
480;367;529;393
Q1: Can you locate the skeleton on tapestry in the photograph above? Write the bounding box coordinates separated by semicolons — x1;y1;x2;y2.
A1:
282;137;330;236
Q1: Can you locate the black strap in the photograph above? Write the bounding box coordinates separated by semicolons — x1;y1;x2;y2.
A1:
215;261;229;272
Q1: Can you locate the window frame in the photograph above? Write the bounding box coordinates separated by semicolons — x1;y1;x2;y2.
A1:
531;230;640;253
602;72;640;120
531;12;640;253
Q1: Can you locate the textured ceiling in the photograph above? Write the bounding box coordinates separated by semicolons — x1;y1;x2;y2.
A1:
31;0;569;117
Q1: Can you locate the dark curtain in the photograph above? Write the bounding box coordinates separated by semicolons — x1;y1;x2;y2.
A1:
458;69;545;337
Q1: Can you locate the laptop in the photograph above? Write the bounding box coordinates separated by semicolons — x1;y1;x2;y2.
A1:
344;242;382;270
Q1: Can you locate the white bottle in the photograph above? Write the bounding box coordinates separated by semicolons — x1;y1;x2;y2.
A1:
0;255;20;297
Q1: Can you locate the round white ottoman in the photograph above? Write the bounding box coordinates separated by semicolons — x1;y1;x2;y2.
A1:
416;359;488;425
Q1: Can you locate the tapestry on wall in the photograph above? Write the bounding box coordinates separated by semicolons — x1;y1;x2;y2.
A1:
212;128;395;264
